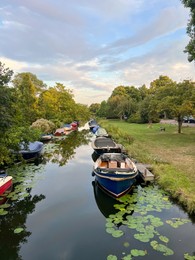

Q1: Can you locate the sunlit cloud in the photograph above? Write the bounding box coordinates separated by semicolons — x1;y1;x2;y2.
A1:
0;0;194;105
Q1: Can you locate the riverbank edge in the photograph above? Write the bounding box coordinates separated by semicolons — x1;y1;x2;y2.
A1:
100;120;195;215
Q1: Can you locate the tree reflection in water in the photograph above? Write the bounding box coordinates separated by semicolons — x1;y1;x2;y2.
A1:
43;129;90;166
0;191;45;260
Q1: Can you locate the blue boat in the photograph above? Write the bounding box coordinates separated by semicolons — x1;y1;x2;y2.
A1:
18;141;44;160
91;125;99;134
88;119;99;131
93;152;138;198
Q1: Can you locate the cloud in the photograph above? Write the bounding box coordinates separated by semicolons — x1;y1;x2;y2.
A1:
0;0;194;105
116;38;195;87
99;5;189;56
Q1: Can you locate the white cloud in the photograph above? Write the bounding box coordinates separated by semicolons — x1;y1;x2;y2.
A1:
0;0;194;105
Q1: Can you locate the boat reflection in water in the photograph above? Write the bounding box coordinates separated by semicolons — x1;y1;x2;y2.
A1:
92;180;120;218
92;180;136;220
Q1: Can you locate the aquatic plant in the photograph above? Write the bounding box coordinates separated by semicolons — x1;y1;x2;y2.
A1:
106;185;191;259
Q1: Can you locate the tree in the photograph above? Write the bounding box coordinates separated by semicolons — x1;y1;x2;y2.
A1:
97;101;108;117
38;83;76;124
181;0;195;62
155;79;195;133
0;62;15;131
89;103;100;115
0;61;13;86
107;95;128;119
12;72;46;125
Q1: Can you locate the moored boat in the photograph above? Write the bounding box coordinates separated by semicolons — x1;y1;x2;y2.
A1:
54;128;66;136
0;175;13;195
95;127;108;137
18;141;44;160
93;152;138;198
91;136;125;155
40;134;53;142
88;119;99;130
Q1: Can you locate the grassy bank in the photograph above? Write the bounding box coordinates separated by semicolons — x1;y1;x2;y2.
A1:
99;119;195;215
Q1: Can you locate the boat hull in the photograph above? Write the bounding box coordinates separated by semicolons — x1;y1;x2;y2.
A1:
19;141;44;160
0;176;13;195
94;171;137;198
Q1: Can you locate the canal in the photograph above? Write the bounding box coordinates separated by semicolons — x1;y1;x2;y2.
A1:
0;127;195;260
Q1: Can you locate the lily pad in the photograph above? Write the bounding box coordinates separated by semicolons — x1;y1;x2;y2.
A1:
0;208;8;215
14;228;24;234
107;255;117;260
184;253;195;260
123;242;130;248
122;255;132;260
150;240;174;256
112;230;124;238
131;249;146;256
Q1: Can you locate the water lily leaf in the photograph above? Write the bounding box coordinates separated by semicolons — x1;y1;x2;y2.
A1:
184;253;195;260
114;204;126;211
14;228;24;234
112;230;124;238
166;218;190;228
150;240;174;256
107;254;117;260
122;254;132;260
106;222;115;228
0;203;11;209
131;249;146;256
123;242;130;248
0;209;8;215
159;235;169;243
134;233;150;242
106;227;115;234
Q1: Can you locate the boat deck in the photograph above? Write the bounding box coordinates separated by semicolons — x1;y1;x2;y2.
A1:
100;160;129;169
94;138;117;148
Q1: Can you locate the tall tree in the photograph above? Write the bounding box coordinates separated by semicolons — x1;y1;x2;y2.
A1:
181;0;195;62
89;103;100;115
12;73;44;125
0;62;15;132
154;79;195;133
38;83;76;124
97;101;108;117
0;61;13;86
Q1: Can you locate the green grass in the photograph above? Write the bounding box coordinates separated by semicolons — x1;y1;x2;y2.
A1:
99;119;195;214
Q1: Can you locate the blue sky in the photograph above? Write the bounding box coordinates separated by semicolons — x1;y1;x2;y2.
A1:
0;0;194;105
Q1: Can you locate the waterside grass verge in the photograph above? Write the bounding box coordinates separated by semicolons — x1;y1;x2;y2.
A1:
99;119;195;215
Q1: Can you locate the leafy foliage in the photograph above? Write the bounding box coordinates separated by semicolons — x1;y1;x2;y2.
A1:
181;0;195;62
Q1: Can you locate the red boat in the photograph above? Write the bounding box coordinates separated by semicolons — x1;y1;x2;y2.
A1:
0;176;13;195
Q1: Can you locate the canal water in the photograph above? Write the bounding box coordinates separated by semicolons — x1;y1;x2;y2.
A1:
0;127;195;260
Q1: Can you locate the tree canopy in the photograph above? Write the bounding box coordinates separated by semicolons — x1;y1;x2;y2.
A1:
181;0;195;62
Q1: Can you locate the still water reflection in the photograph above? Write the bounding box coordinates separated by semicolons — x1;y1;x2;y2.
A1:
0;129;194;260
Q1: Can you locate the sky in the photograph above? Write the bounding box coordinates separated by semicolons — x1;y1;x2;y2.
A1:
0;0;195;105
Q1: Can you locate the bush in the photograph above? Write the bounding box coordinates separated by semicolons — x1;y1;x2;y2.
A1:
31;118;56;133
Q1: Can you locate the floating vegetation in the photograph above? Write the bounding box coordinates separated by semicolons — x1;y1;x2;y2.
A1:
14;227;24;234
150;240;174;256
107;255;118;260
131;249;147;257
121;255;132;260
0;208;8;215
184;253;195;260
123;242;130;248
2;163;46;213
166;218;190;228
105;185;191;259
